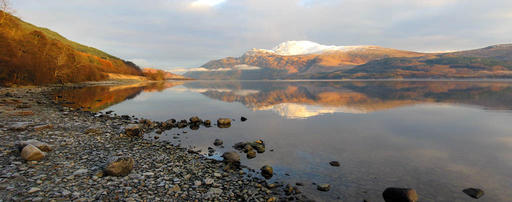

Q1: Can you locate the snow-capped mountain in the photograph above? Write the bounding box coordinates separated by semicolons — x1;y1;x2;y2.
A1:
245;41;375;56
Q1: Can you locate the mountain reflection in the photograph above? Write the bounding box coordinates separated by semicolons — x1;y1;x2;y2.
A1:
183;81;512;118
56;80;512;118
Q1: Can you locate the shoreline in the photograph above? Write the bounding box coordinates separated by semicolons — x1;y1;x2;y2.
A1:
0;86;306;201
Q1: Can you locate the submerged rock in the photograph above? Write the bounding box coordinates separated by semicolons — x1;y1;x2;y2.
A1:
21;144;45;161
103;156;134;177
260;165;273;179
213;139;223;146
204;120;212;127
317;184;331;192
382;187;418;202
463;188;484;199
329;161;340;167
247;150;256;159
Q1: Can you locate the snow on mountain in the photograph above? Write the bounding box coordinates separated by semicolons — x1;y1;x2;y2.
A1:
245;41;374;56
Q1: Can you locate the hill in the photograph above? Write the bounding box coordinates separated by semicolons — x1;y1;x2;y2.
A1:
185;41;512;80
315;45;512;79
142;68;192;80
0;11;143;85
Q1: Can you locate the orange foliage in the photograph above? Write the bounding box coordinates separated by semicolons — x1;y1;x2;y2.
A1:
0;12;142;85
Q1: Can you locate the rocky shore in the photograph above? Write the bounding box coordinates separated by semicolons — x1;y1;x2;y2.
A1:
0;86;310;201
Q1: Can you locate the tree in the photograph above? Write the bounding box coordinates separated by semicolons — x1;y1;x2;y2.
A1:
1;0;13;24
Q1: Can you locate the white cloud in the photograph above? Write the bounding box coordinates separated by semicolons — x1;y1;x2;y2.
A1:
190;0;226;7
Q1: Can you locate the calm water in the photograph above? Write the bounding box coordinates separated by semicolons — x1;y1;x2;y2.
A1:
57;81;512;201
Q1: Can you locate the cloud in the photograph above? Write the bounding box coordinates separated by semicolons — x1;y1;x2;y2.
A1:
10;0;512;69
190;0;227;7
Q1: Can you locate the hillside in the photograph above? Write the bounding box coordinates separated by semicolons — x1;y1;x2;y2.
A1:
316;45;512;79
0;11;143;85
185;41;512;80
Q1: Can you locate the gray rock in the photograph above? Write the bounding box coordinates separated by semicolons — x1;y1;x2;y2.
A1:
463;188;484;199
383;187;418;202
72;169;89;176
103;156;134;177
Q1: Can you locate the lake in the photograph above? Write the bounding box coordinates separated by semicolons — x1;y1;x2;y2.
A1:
56;80;512;201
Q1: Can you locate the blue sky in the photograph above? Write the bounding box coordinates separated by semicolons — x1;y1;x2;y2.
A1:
10;0;512;70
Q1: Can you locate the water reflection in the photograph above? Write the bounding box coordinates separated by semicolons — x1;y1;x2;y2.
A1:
184;81;512;118
55;81;184;111
55;81;512;201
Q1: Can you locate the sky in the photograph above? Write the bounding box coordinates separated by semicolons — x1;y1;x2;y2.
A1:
10;0;512;70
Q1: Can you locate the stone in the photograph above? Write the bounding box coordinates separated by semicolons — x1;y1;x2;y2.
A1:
204;178;214;185
317;184;331;192
247;150;256;159
217;118;231;128
124;124;143;137
103;156;134;177
260;165;273;179
206;188;223;197
27;187;41;194
241;116;247;122
222;151;240;164
382;187;418;202
213;139;223;146
204;120;212;127
463;188;484;199
329;161;340;167
244;144;254;153
189;116;202;123
16;139;52;152
21;144;45;161
73;169;88;176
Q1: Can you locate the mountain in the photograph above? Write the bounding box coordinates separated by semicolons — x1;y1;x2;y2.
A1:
184;41;512;80
0;11;143;85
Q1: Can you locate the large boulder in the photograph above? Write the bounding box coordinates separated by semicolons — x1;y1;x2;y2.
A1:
103;156;134;177
16;139;52;152
124;124;142;137
21;144;45;161
382;187;418;202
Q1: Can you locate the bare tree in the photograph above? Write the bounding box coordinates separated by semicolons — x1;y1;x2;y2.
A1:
0;0;12;23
